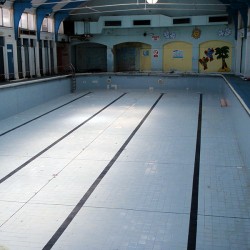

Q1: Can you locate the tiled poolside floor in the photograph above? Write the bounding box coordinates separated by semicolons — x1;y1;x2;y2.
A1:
0;90;249;249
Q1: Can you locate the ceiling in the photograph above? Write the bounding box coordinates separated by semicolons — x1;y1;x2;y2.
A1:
11;0;247;22
4;0;250;40
65;0;229;21
2;0;248;22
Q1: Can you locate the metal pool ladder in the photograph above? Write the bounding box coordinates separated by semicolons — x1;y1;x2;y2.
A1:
69;63;76;93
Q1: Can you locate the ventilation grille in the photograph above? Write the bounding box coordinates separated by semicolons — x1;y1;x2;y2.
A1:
104;21;122;27
209;16;228;23
133;20;151;26
173;18;191;25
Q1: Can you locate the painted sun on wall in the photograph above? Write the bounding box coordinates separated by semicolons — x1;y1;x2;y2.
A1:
199;41;232;73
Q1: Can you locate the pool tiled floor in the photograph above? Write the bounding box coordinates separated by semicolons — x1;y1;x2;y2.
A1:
0;90;249;249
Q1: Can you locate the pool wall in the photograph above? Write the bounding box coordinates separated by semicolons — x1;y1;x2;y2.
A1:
76;74;224;94
0;76;71;120
222;76;250;169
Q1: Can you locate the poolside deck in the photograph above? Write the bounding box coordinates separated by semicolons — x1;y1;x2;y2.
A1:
225;75;250;109
0;89;249;249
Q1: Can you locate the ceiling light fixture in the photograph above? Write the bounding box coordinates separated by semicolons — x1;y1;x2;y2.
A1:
146;0;158;4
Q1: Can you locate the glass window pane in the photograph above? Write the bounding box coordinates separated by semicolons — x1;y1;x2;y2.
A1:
28;13;34;30
0;9;3;26
3;8;11;27
48;18;53;32
20;13;28;29
41;18;48;32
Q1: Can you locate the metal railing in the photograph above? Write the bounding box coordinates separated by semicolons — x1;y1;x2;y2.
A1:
69;63;76;93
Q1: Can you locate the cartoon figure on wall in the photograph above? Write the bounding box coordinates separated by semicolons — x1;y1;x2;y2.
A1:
199;57;209;70
204;48;214;61
199;45;230;72
199;48;214;70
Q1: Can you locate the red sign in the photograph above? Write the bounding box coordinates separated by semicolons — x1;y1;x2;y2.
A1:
153;49;159;58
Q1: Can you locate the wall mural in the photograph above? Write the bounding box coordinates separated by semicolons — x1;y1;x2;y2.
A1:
163;31;176;40
163;41;192;72
199;41;232;73
199;48;214;70
215;46;230;72
192;27;201;39
218;27;232;37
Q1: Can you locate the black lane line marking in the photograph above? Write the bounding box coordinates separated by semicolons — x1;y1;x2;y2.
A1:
0;93;127;184
0;92;92;137
42;93;164;250
187;93;203;250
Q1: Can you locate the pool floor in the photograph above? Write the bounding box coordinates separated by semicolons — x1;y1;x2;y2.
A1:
0;90;249;249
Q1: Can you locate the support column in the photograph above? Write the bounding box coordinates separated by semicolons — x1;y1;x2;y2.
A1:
53;41;58;74
29;41;35;77
11;38;19;80
243;32;250;77
192;44;199;73
107;47;113;72
42;45;46;75
47;41;51;74
20;40;27;78
35;40;41;77
234;33;242;75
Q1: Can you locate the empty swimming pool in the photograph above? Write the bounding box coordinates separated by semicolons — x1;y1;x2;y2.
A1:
0;74;249;249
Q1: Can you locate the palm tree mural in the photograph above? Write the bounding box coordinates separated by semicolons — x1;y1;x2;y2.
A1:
215;46;230;72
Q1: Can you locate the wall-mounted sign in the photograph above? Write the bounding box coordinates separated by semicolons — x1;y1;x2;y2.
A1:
172;50;183;58
153;49;159;58
143;50;150;56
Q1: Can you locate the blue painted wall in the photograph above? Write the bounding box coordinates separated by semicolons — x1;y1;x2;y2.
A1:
71;25;235;73
0;76;71;120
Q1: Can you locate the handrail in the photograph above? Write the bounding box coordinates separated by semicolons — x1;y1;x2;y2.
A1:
67;63;76;93
69;63;75;74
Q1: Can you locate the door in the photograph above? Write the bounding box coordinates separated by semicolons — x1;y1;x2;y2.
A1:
7;44;14;80
17;38;23;79
30;39;36;77
44;40;49;75
0;36;4;81
50;41;54;75
23;39;30;78
39;40;43;76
